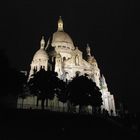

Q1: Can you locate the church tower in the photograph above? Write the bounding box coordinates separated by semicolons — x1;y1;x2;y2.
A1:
86;44;100;87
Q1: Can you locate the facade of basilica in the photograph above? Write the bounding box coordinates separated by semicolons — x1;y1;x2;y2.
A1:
17;17;116;115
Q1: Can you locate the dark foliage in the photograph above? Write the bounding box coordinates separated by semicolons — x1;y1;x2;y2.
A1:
0;50;27;96
56;80;68;103
0;49;27;108
67;74;102;112
29;69;60;109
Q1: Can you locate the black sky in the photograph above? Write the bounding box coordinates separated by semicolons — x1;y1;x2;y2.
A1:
0;0;139;112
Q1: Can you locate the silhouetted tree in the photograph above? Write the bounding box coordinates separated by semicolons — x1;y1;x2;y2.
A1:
19;84;30;108
67;74;102;113
0;49;27;108
56;80;68;110
88;82;103;114
8;69;27;96
29;69;60;110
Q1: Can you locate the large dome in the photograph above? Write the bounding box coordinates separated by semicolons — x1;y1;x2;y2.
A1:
52;31;74;45
33;49;48;60
51;16;75;50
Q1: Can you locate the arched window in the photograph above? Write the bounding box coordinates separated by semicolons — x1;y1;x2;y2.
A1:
63;57;66;61
75;55;79;65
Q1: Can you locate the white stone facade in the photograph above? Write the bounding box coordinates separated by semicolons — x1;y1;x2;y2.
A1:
18;17;116;115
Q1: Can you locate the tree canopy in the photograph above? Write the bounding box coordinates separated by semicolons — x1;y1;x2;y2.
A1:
29;69;60;109
67;74;102;112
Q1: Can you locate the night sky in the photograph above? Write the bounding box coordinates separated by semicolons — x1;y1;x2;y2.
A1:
0;0;139;113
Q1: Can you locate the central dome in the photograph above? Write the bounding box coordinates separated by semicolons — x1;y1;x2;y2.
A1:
51;16;75;50
52;31;74;45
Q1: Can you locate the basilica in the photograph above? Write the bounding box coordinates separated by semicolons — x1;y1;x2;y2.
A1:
17;17;116;115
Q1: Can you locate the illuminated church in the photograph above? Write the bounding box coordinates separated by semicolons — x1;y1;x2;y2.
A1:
17;17;116;115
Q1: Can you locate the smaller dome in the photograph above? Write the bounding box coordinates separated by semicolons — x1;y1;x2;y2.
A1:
33;49;48;60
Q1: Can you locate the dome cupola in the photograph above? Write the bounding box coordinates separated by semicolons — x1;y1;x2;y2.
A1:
58;16;63;31
51;16;75;50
